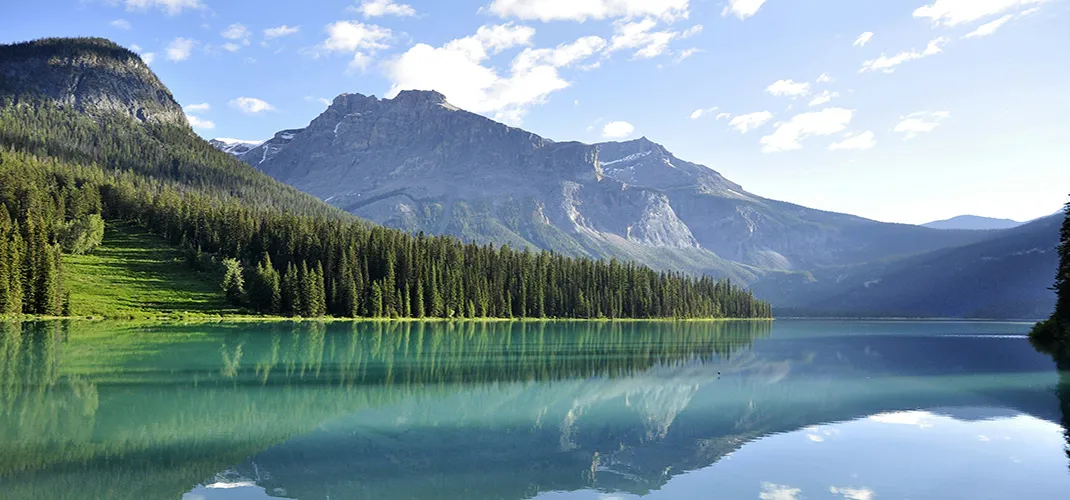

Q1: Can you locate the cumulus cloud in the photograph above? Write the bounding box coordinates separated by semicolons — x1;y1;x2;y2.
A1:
222;23;249;40
715;112;732;120
689;106;718;120
766;79;810;97
760;483;802;500
183;102;210;113
964;15;1014;38
729;111;773;133
914;0;1047;26
675;47;701;62
760;107;854;153
356;0;416;17
829;131;876;151
264;25;300;40
808;90;839;107
110;18;132;30
860;37;948;73
854;32;874;47
121;0;201;15
816;73;834;83
602;121;635;138
384;25;602;124
165;37;195;62
320;21;392;53
185;114;215;129
894;111;950;139
868;410;936;428
722;0;768;20
229;97;276;114
487;0;690;22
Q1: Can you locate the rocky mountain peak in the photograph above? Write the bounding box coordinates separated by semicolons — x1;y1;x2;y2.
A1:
0;37;186;126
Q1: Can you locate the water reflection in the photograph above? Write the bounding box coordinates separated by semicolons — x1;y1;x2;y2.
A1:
0;320;1067;499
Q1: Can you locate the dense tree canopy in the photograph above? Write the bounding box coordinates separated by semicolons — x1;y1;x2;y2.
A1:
0;98;771;319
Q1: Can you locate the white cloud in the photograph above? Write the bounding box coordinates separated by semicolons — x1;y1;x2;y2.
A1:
894;111;950;139
264;25;301;39
807;433;825;442
356;0;416;17
602;121;635;138
829;131;876;151
320;21;392;53
914;0;1048;26
808;90;839;107
760;107;854;153
760;483;802;500
121;0;201;15
766;79;810;97
830;486;876;500
715;112;732;120
487;0;690;22
854;32;874;47
860;37;948;73
222;43;241;52
964;14;1014;37
229;97;276;114
185;114;215;129
385;26;601;124
722;0;768;20
165;37;195;62
675;47;701;62
141;52;156;64
184;102;210;113
110;18;132;30
222;23;250;41
729;111;773;133
349;52;373;72
608;18;698;59
816;73;834;83
689;106;718;120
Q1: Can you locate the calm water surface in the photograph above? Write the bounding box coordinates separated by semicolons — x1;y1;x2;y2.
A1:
1;320;1068;499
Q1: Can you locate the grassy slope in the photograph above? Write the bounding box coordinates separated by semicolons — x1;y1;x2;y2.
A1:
63;221;237;318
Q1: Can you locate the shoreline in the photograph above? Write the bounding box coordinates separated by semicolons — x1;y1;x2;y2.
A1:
0;314;775;324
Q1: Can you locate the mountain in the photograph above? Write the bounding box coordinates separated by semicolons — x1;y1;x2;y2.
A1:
922;215;1024;230
0;37;770;320
208;138;262;157
756;213;1061;318
0;37;185;125
225;90;991;279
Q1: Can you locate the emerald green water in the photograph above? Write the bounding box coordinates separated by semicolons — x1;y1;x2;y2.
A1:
1;320;1068;499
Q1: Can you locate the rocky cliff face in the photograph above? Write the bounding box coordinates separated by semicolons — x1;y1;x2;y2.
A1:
218;89;992;280
0;37;186;126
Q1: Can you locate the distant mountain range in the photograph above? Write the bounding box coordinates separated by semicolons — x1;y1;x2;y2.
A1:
212;90;1060;319
922;215;1024;230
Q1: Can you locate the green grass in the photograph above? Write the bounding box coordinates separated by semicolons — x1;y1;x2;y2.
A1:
62;221;238;318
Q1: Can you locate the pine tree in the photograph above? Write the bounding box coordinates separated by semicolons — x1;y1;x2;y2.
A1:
250;253;281;313
369;281;384;317
311;262;327;317
298;261;314;317
1054;201;1070;327
221;258;246;306
281;261;299;316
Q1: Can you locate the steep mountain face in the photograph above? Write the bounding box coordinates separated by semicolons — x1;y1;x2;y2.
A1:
923;215;1023;230
0;38;185;126
208;138;262;157
230;90;990;278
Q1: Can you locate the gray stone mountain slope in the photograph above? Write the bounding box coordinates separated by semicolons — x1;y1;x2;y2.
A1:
223;90;991;281
0;37;185;126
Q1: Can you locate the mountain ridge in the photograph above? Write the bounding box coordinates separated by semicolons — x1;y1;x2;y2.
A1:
220;89;993;278
922;215;1024;230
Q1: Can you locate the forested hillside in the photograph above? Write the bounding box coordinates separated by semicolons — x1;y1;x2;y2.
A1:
0;37;770;320
1032;202;1070;343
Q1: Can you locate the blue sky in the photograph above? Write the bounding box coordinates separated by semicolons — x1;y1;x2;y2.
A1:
4;0;1069;224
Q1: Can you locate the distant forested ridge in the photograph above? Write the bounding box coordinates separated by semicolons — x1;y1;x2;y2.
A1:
0;37;770;319
1031;201;1070;343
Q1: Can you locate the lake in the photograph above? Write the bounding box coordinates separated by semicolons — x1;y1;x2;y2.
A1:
1;320;1068;499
